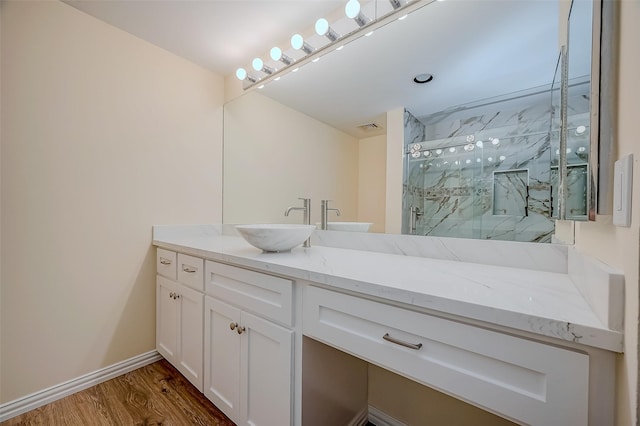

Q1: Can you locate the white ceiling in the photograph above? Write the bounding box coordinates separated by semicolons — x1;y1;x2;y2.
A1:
64;0;561;138
64;0;345;76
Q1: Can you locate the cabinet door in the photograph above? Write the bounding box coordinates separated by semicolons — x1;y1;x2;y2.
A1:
240;311;293;426
204;297;242;423
176;284;204;392
156;276;178;361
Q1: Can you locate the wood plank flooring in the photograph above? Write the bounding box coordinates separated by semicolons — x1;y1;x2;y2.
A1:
2;359;235;426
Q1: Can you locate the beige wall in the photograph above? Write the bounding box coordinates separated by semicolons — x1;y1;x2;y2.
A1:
358;134;386;233
223;91;359;226
368;365;516;425
573;1;640;424
385;108;404;233
0;0;224;403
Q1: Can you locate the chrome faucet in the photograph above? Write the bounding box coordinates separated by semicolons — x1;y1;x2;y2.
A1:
320;200;341;230
410;206;423;235
284;197;311;247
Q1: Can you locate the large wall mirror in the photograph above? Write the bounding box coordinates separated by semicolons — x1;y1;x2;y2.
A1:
223;0;613;244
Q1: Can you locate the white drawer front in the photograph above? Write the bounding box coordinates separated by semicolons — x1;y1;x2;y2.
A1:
205;261;293;327
303;286;589;426
177;253;204;291
157;248;177;280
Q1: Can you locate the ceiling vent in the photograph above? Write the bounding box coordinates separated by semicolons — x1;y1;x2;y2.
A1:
357;122;383;132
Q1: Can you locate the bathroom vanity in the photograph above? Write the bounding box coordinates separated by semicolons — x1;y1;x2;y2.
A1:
153;225;623;426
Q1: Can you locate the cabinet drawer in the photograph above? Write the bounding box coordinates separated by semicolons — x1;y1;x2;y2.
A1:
177;253;204;291
303;286;589;426
157;248;177;280
205;261;293;327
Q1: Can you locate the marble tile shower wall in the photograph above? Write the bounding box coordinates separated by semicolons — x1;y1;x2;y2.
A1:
402;92;589;243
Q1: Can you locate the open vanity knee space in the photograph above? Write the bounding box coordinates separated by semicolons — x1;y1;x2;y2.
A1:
153;225;624;426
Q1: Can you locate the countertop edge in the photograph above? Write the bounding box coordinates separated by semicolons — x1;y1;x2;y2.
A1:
153;238;623;353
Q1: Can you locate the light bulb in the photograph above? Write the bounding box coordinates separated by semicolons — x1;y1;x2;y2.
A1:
291;34;304;50
499;155;506;161
315;18;329;36
476;141;483;148
448;147;456;153
491;138;500;145
270;47;282;61
345;0;361;19
252;58;264;71
236;68;247;80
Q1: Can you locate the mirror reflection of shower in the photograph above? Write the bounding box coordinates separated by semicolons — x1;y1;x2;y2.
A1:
401;83;589;243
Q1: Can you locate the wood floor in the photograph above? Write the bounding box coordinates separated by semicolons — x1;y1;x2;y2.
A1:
2;359;235;426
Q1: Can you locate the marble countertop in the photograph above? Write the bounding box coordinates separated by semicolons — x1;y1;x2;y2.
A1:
153;227;623;352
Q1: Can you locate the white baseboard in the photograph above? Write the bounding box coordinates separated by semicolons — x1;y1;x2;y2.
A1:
347;406;370;426
368;405;408;426
0;350;162;422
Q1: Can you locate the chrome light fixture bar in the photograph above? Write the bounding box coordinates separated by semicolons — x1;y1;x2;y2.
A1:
270;47;293;65
315;18;340;42
291;34;315;54
237;0;433;90
345;0;370;27
252;58;275;75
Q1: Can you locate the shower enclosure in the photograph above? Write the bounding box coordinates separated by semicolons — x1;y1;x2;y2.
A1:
402;84;590;243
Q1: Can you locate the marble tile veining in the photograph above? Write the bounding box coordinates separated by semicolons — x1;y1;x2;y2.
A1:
403;88;590;243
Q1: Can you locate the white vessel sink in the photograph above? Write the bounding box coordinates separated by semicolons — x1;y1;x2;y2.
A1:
235;224;315;252
319;222;373;232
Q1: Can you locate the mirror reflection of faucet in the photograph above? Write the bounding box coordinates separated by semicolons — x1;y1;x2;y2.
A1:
284;197;311;247
410;206;423;235
320;200;341;230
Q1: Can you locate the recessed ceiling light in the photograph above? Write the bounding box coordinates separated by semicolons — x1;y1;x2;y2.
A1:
413;73;434;84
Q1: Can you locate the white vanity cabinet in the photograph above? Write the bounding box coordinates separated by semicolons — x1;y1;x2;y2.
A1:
155;249;204;391
203;260;294;426
153;226;620;426
303;285;590;426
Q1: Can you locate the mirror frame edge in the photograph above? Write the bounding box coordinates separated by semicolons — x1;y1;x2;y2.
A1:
592;0;617;217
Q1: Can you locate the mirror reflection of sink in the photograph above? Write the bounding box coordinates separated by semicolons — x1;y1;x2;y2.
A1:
235;224;315;253
317;222;373;232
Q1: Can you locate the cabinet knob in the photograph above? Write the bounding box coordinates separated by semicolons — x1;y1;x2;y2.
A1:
169;292;175;299
230;322;237;331
174;294;180;299
236;326;246;335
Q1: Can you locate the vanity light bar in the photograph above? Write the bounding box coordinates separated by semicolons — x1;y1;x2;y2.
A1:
235;0;432;89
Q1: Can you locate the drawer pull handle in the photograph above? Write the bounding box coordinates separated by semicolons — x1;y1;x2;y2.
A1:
383;333;423;350
159;258;172;265
182;267;197;274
